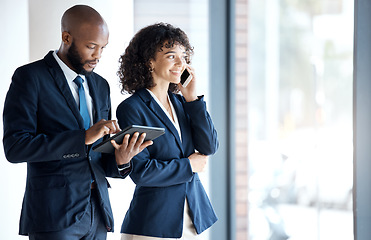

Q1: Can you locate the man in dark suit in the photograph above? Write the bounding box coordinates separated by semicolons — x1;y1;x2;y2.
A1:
2;5;151;240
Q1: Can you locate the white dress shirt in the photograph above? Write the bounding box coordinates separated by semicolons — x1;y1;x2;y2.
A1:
52;50;94;127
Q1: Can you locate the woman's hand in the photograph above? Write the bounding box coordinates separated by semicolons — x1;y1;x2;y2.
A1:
179;66;198;102
188;152;208;172
111;132;153;165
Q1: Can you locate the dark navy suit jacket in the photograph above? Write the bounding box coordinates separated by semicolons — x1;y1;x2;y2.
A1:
116;88;219;238
3;51;123;235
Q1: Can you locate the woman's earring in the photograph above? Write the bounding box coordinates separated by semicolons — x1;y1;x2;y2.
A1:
149;67;154;72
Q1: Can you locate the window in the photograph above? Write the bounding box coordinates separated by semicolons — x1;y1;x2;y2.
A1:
235;0;354;239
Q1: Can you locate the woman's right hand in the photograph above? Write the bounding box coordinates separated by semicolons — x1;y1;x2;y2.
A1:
188;152;208;172
111;132;153;166
179;66;198;102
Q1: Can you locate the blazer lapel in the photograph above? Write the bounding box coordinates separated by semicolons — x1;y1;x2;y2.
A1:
168;92;189;148
44;52;84;129
137;89;184;152
86;74;100;123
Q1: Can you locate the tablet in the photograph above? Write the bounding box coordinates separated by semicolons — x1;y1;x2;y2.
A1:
92;125;165;153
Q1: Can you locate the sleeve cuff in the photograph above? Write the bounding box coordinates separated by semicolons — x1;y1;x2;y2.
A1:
117;162;131;171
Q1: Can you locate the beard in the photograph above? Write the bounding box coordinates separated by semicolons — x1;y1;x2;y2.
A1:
67;42;95;76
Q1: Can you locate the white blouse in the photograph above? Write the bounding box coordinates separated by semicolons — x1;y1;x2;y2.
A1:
146;89;182;141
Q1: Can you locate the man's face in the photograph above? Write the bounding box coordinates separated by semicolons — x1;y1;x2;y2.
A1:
66;23;109;75
67;41;91;75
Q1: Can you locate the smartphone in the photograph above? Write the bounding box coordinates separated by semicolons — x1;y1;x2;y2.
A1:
180;68;193;87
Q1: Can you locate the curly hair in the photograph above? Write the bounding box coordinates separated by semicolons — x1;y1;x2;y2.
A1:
117;22;194;94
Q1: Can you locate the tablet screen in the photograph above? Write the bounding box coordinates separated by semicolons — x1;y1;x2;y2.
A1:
92;125;165;153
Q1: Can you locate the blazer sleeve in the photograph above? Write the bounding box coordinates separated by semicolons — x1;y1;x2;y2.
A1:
182;95;219;155
129;149;194;187
116;100;194;187
3;66;86;163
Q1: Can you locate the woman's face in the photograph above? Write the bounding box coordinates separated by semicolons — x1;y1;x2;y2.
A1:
150;43;187;87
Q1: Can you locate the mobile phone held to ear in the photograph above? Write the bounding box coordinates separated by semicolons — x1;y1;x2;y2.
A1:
180;68;193;87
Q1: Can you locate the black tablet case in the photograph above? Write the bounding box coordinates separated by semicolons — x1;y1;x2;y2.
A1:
92;125;165;153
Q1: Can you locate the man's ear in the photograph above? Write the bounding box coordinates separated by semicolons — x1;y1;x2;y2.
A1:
61;31;72;46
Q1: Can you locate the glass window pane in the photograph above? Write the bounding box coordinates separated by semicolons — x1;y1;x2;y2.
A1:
235;0;354;239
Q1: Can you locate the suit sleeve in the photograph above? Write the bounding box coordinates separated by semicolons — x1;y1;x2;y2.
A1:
116;101;194;187
3;67;86;164
183;95;219;155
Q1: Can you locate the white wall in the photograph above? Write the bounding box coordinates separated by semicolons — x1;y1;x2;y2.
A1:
0;1;29;239
0;1;135;239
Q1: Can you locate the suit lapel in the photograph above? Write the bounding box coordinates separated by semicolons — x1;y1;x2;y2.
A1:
168;92;189;148
86;75;100;123
137;89;184;152
44;51;84;129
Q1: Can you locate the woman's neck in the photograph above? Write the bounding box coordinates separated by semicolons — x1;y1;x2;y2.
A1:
148;85;175;121
148;84;169;106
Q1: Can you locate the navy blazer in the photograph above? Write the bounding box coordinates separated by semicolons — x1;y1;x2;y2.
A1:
3;51;123;235
116;88;219;238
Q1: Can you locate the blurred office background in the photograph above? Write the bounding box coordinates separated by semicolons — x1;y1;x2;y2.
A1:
0;0;358;239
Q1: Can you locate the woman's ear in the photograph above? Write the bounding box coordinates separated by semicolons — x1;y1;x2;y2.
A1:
149;61;154;72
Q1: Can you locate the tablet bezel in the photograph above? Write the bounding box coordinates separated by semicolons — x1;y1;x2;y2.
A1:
92;125;165;153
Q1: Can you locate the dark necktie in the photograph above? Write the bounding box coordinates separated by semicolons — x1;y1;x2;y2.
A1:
74;76;91;130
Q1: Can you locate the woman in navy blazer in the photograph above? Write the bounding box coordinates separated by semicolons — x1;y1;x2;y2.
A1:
116;23;219;239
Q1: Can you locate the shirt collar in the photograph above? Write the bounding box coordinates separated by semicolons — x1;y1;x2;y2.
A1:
52;50;86;83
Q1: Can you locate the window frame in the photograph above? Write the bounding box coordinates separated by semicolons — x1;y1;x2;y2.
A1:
209;0;236;239
353;0;371;239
